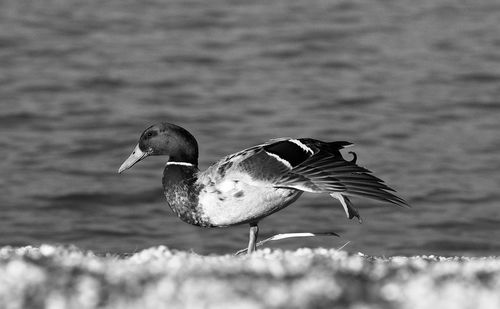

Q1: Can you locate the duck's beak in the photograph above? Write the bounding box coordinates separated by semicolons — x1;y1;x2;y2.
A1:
118;144;149;173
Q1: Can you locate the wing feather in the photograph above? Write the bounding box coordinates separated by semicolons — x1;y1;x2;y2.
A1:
200;138;408;211
274;150;408;207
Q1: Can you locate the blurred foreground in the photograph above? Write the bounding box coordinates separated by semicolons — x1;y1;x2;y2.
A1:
1;245;499;309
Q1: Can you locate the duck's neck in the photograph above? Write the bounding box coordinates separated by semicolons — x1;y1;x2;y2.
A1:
162;162;209;227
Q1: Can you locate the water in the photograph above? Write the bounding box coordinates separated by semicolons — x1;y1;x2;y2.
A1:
1;0;499;257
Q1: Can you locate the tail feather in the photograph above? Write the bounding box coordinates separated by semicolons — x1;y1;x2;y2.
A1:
345;189;408;207
343;185;397;197
337;176;395;189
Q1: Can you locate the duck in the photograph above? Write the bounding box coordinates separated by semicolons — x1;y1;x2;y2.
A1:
118;122;408;254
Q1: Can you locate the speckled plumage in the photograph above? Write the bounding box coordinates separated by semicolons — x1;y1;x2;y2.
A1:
162;164;209;227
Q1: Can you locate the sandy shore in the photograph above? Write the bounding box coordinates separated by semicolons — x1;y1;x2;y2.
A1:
0;245;499;309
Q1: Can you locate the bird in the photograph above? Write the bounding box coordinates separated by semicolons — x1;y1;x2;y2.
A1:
118;122;408;254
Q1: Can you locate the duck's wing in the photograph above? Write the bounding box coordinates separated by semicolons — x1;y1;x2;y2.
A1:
197;138;304;189
199;138;407;220
280;150;407;197
198;138;332;183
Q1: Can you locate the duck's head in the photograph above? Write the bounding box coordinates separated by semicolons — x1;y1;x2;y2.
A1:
118;122;198;173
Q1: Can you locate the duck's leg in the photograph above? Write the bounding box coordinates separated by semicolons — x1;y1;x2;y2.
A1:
247;222;259;254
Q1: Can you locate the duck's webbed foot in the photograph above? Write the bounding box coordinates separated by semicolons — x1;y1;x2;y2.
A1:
344;195;362;223
331;193;363;223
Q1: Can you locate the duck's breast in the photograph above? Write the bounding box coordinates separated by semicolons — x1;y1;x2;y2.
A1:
197;172;302;226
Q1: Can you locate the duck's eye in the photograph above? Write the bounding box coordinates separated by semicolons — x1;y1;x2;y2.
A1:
147;132;153;138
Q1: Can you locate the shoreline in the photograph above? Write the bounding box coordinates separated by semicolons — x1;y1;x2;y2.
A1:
1;245;499;308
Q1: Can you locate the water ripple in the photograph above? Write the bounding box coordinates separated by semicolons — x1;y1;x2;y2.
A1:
0;0;499;256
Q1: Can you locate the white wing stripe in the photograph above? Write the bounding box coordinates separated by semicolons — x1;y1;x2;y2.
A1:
289;139;314;154
265;151;293;169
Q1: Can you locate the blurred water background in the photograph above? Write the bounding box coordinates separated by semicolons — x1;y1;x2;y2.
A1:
1;0;499;257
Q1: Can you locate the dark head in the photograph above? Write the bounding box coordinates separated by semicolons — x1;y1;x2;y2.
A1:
118;122;198;173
